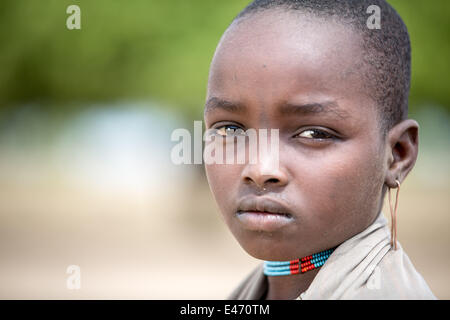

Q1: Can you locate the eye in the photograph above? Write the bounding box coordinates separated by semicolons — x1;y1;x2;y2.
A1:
295;128;335;140
215;124;245;137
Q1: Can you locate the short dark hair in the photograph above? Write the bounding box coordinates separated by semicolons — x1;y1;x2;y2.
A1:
232;0;411;135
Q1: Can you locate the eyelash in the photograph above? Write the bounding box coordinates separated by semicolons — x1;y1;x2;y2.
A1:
212;124;338;142
293;128;336;140
213;124;246;137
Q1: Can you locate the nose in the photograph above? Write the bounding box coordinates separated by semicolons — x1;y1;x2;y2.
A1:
241;153;288;190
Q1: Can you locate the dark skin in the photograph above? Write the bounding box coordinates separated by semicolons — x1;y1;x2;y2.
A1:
203;11;419;300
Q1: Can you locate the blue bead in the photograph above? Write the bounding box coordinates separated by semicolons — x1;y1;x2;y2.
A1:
264;261;291;266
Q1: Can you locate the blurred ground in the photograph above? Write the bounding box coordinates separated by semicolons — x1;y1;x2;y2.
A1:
0;106;448;299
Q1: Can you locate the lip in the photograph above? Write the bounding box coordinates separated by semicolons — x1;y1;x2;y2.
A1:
235;197;294;232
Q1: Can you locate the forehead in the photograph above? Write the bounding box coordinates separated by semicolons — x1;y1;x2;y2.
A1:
206;10;376;123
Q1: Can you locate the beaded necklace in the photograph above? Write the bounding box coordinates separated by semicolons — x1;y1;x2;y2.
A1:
263;247;336;276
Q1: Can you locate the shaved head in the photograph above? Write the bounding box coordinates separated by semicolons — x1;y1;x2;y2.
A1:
226;0;411;135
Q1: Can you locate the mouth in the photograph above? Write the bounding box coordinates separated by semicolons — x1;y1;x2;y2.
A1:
235;197;294;232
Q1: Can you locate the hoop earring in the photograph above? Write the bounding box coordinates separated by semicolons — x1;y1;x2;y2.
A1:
388;179;401;250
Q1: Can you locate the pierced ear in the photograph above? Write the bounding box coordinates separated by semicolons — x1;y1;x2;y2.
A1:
385;119;419;188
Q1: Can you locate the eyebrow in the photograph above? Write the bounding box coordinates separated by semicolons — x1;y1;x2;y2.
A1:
279;101;351;119
204;97;246;115
204;97;351;119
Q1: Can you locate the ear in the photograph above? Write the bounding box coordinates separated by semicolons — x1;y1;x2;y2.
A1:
384;119;419;188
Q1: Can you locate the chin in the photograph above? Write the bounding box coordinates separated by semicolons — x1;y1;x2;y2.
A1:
233;230;305;261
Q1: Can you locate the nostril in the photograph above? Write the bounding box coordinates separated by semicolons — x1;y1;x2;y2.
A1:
244;177;253;184
266;178;279;184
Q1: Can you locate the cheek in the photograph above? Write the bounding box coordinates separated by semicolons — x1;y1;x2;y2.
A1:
204;163;242;216
288;142;384;235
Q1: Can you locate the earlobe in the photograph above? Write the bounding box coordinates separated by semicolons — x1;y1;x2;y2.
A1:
384;119;419;188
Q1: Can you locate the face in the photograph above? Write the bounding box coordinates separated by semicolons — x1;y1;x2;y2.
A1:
204;11;387;261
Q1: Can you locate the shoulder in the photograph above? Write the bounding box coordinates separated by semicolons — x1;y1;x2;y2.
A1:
344;247;436;299
377;248;436;299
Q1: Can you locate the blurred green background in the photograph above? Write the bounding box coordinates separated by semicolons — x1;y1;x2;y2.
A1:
0;0;449;118
0;0;448;299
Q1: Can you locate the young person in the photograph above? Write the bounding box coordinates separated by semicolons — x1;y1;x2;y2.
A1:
203;0;435;299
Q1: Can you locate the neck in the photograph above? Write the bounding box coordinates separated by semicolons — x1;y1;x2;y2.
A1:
262;246;336;299
265;268;320;300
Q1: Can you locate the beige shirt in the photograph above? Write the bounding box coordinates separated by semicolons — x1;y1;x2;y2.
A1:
227;211;436;300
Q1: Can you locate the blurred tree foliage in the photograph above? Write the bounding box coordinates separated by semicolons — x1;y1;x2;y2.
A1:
0;0;448;119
